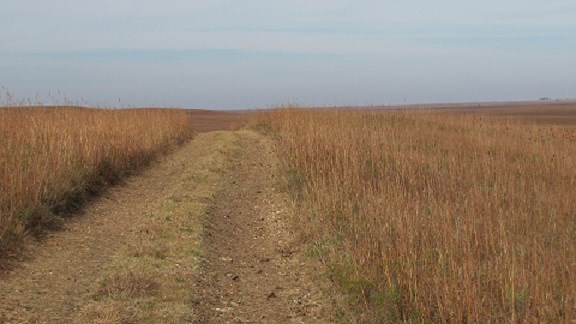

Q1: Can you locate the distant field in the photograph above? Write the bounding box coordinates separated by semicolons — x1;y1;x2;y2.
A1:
256;106;576;322
186;109;246;132
453;104;576;126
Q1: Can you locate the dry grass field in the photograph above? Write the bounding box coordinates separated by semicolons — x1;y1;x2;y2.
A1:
2;102;574;321
0;107;195;256
255;106;576;322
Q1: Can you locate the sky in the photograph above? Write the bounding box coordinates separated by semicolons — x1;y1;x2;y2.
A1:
1;1;575;109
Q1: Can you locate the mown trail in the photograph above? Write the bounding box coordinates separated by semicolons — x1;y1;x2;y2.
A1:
0;129;341;323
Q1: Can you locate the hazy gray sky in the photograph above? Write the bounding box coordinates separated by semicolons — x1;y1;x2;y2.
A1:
1;1;575;109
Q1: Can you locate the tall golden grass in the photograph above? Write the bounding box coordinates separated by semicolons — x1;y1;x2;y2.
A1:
257;108;576;321
0;107;193;253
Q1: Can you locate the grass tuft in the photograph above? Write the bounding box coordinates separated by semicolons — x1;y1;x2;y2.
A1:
96;272;160;300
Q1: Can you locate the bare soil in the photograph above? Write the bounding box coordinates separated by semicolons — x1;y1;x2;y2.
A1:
195;131;341;323
0;128;342;323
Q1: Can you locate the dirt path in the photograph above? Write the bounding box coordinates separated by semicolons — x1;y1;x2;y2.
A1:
195;131;340;323
0;131;238;322
0;130;342;323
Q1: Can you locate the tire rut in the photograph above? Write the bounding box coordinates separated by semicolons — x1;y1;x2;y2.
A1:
195;130;339;323
0;131;237;323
